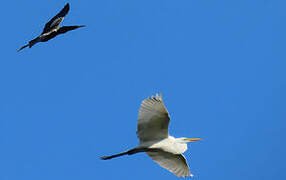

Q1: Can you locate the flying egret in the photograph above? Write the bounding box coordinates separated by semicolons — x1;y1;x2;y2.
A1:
101;94;202;177
17;3;85;52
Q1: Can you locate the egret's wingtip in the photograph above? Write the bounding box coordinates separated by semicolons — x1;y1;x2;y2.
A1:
149;93;163;102
178;173;194;178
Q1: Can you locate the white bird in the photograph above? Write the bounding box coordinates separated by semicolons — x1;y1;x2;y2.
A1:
101;94;202;177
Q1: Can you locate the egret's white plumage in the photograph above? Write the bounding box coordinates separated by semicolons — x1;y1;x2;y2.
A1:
137;94;170;143
146;150;191;177
101;94;201;177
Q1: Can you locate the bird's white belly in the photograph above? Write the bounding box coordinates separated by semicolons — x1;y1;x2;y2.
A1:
140;137;187;154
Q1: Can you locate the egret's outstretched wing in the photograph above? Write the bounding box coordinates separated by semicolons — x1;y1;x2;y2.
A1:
146;150;192;177
41;3;70;34
137;94;170;142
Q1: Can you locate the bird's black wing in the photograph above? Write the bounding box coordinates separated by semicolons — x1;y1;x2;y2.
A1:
41;3;70;34
57;25;85;34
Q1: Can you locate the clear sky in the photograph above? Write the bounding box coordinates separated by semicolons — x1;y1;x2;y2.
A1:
0;0;285;179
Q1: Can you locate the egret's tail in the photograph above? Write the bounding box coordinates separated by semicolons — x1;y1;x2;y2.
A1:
100;148;160;160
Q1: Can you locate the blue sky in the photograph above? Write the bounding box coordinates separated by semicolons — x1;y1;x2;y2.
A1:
1;0;285;179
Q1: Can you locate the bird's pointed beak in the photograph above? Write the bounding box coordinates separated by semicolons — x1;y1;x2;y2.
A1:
17;44;29;52
188;138;202;142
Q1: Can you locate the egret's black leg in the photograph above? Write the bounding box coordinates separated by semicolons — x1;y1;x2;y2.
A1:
100;148;161;160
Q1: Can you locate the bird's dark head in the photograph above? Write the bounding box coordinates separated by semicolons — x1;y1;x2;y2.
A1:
28;38;39;48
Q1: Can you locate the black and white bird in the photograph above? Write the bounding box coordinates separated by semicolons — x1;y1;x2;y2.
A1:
17;3;85;52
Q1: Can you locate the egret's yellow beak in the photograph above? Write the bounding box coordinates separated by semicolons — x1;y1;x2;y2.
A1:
188;138;202;142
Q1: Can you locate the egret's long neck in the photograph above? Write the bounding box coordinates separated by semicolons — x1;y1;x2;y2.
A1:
174;142;188;154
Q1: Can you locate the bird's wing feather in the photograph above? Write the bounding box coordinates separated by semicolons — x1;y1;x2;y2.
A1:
137;94;170;142
41;3;70;34
146;150;192;177
57;26;85;34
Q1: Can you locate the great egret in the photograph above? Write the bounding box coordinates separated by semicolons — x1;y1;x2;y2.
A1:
101;94;202;177
17;3;85;52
